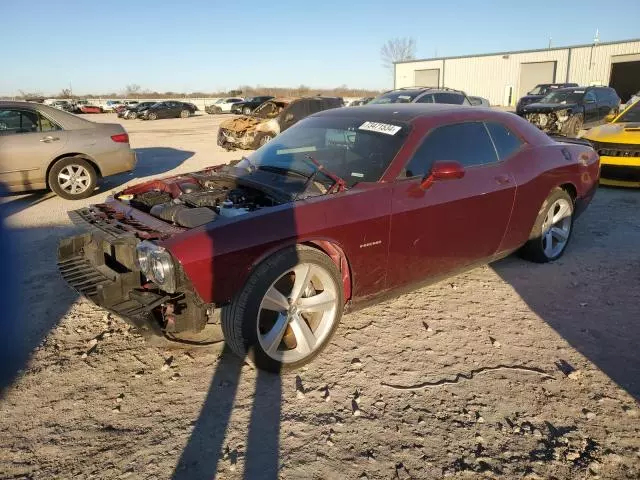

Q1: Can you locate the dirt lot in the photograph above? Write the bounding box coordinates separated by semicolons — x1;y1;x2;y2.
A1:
1;113;639;480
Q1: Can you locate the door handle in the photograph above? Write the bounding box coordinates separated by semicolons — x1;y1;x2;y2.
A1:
494;174;511;185
40;136;59;142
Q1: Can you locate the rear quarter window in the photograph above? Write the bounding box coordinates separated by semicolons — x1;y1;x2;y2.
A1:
485;122;523;160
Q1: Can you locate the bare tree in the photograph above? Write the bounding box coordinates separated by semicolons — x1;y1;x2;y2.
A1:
380;37;416;71
124;84;141;97
59;88;73;98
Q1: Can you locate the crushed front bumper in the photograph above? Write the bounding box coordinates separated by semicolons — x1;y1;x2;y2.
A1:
58;231;168;337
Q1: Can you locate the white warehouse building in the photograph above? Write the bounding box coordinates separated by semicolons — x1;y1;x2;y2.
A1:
394;38;640;107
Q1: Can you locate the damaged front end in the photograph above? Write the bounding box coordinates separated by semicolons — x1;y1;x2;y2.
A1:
524;109;572;134
57;166;286;338
217;116;279;150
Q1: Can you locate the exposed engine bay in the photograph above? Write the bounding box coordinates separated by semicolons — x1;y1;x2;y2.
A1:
115;169;281;229
525;111;571;134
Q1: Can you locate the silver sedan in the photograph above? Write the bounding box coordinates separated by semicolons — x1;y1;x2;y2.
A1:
0;101;136;199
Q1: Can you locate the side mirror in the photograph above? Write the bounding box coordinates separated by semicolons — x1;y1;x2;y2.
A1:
420;160;465;190
285;113;294;123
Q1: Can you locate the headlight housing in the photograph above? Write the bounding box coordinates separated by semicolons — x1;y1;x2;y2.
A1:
135;241;177;293
555;109;570;122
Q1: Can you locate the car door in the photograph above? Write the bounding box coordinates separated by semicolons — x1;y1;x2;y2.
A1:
0;107;68;189
387;121;516;288
278;100;308;132
582;91;598;126
595;88;616;121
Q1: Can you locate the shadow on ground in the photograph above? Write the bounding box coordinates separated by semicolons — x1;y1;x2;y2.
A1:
493;188;640;400
0;221;78;393
100;146;195;191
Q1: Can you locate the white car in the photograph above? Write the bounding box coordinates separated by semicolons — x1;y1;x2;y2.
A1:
100;100;123;112
206;97;244;114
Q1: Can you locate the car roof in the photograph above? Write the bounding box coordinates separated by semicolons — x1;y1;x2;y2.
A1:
0;101;96;129
312;103;476;122
383;87;465;95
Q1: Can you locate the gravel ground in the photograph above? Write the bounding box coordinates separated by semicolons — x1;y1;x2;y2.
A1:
1;113;639;479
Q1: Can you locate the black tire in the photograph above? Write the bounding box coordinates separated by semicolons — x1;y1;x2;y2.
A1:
243;106;252;115
221;245;344;372
562;114;583;137
148;112;157;120
48;156;98;200
180;109;190;119
519;188;574;263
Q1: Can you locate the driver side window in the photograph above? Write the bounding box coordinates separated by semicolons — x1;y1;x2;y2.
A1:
403;122;499;178
0;109;40;135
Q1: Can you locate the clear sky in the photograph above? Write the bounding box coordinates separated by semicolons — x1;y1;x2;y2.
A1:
2;0;639;96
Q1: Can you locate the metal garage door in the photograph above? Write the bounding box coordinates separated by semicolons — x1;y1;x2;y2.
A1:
414;69;440;87
519;61;556;98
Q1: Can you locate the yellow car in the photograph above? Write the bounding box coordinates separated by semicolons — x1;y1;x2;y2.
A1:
583;99;640;187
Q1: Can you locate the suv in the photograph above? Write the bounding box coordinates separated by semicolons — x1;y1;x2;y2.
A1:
369;86;472;106
218;96;343;150
516;83;579;114
521;86;621;137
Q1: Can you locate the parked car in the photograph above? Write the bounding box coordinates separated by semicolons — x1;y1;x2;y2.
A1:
118;102;157;119
0;101;136;199
516;83;579;114
349;97;374;106
230;96;275;115
205;98;245;114
100;100;123;113
369;86;472;106
58;103;598;371
50;100;74;112
469;96;491;107
217;96;343;150
520;86;621;137
583;98;640;187
70;99;94;113
139;101;197;120
79;105;103;114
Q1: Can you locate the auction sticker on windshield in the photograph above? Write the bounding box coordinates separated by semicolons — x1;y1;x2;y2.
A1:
359;121;401;135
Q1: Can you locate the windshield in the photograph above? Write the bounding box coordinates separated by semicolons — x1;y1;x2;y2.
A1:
528;86;547;95
617;100;640;123
237;116;408;188
253;101;287;118
369;91;421;104
540;90;585;104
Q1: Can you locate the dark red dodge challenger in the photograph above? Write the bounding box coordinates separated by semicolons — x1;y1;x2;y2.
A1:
58;104;599;371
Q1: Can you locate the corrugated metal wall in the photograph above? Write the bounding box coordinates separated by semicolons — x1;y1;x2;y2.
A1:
395;40;640;106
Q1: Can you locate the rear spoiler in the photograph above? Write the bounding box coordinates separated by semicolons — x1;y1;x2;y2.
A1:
547;134;594;148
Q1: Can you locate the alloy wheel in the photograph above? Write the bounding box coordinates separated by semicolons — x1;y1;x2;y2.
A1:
257;263;339;363
57;165;92;196
541;198;572;258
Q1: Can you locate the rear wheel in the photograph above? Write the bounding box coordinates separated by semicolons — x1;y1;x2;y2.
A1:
519;188;574;263
180;109;190;119
243;106;252;115
222;246;343;372
48;157;97;200
148;112;157;120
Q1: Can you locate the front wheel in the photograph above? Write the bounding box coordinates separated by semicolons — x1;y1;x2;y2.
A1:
48;157;97;200
243;106;252;115
222;245;343;372
562;114;583;137
148;112;157;120
519;188;574;263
